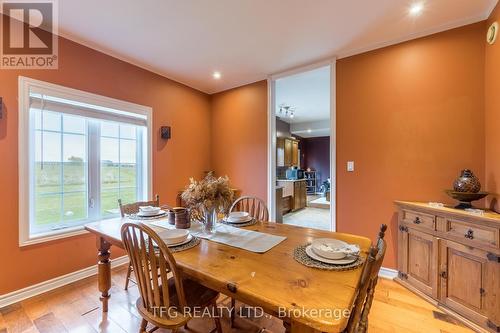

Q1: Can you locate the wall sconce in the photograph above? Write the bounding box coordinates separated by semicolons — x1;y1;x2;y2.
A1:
160;126;171;140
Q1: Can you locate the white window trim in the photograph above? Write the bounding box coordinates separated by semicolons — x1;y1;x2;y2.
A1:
18;76;153;247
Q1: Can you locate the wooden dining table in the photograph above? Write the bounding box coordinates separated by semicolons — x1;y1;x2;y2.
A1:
85;218;371;333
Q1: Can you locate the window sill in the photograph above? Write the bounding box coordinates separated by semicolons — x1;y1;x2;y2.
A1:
19;226;89;247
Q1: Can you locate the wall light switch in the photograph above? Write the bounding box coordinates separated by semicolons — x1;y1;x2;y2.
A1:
347;161;355;172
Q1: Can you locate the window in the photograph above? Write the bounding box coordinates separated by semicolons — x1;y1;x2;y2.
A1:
19;77;152;245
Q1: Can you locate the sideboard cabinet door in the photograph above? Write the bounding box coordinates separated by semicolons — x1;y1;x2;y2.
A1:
399;227;438;298
439;239;499;329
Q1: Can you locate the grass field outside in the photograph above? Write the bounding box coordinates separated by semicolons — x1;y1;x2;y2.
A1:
35;162;137;226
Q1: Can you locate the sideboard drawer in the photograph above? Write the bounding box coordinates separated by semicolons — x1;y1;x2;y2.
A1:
402;210;435;231
446;219;499;249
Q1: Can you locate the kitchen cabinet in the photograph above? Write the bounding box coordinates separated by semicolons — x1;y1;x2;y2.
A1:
292;140;299;166
395;201;500;333
276;180;307;212
293;180;307;211
277;137;299;167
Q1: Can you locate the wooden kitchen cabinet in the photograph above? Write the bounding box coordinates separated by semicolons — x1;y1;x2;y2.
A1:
396;201;500;333
277;180;307;213
277;137;299;167
293;180;307;211
292;140;299;166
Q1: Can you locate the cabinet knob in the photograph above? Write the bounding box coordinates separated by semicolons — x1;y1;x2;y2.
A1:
464;229;474;239
413;217;421;224
440;271;448;279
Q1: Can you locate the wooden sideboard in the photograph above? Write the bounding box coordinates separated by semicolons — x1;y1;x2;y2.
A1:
395;201;500;332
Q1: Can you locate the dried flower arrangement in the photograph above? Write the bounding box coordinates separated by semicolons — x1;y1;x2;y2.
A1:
181;173;234;220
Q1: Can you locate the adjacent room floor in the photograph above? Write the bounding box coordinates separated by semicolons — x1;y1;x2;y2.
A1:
283;207;330;230
283;194;331;230
0;265;474;333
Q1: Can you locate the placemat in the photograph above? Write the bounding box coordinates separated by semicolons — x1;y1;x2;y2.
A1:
168;236;200;253
293;244;365;271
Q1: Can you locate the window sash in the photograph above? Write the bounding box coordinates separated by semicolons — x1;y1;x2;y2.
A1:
29;112;147;235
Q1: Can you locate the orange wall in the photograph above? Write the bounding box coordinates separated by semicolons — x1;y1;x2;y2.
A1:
209;23;487;270
0;36;211;294
337;22;486;268
485;3;500;212
210;81;268;200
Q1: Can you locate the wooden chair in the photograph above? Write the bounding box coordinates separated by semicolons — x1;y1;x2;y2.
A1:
344;224;387;333
118;194;160;218
229;196;269;222
118;195;160;290
228;196;269;327
121;222;223;333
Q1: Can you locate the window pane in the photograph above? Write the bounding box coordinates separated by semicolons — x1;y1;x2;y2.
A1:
101;122;119;137
41;111;61;132
120;139;136;163
35;193;61;225
120;124;136;139
63;192;86;222
120;187;136;205
33;109;41;130
35;162;61;194
101;137;119;163
101;189;120;217
63;114;85;134
36;131;61;163
35;131;61;193
63;134;86;192
120;164;136;188
101;162;119;190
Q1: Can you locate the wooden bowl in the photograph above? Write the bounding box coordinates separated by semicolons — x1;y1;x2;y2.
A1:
444;190;488;209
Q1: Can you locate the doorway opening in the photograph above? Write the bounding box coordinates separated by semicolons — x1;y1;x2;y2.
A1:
268;61;336;231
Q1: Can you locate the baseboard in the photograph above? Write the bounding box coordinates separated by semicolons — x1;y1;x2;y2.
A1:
379;267;398;280
0;255;129;308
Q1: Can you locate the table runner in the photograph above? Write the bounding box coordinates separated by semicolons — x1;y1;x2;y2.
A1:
150;220;286;253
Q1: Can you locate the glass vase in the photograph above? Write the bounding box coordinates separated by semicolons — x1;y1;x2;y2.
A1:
203;207;218;234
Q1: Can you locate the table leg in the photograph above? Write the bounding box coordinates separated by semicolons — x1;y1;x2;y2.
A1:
97;236;111;312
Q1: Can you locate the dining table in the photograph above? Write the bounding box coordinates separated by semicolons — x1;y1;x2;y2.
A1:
84;218;371;333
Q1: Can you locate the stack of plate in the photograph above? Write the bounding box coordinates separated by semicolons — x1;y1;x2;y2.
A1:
157;229;192;247
223;211;253;224
137;206;165;217
305;238;360;265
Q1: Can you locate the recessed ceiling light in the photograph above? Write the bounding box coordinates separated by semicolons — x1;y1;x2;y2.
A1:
409;2;424;16
212;71;221;79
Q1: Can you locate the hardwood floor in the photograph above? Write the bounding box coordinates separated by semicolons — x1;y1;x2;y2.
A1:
0;265;474;333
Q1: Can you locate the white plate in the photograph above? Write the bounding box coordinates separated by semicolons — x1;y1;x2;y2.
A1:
137;209;166;217
227;211;250;222
305;245;358;265
166;234;193;247
157;229;189;244
223;216;253;224
311;238;360;260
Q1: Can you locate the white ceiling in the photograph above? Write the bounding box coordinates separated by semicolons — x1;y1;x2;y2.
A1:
51;0;499;93
275;65;330;125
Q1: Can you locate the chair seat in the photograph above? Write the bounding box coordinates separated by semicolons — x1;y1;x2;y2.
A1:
136;277;219;328
168;277;219;309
